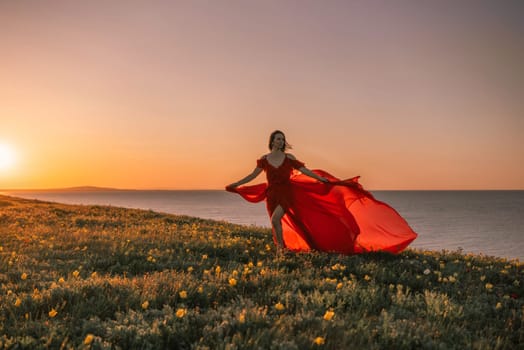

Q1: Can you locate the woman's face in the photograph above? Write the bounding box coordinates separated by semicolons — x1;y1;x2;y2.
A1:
272;133;285;150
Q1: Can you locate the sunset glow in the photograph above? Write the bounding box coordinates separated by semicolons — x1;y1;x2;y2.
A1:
0;143;16;172
1;1;523;190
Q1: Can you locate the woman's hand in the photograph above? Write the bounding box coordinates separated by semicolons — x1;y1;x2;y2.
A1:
225;183;239;191
318;177;330;184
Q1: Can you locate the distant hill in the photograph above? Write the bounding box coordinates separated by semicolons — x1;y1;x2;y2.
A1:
0;186;128;193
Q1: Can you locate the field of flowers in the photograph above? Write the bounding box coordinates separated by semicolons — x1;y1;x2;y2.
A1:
0;194;522;349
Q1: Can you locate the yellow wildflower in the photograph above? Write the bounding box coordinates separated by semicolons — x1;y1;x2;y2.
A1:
141;301;149;310
84;334;95;345
275;302;285;311
14;298;22;307
323;310;335;321
485;283;494;290
187;266;194;273
364;275;371;281
495;302;502;310
179;290;188;299
198;286;204;293
21;273;28;280
202;254;208;260
238;309;246;323
176;308;187;318
91;272;97;278
72;270;80;278
333;264;340;271
32;288;41;300
58;277;65;284
229;278;237;286
313;337;325;345
336;282;343;290
49;308;58;318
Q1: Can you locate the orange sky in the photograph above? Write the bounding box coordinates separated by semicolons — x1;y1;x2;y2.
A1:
1;1;523;190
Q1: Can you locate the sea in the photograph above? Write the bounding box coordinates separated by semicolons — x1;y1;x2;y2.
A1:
3;189;523;261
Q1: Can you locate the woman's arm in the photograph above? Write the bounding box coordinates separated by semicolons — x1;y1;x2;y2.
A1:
286;154;329;183
299;166;329;183
227;167;263;188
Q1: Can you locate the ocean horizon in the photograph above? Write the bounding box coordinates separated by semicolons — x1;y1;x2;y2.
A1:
3;189;523;261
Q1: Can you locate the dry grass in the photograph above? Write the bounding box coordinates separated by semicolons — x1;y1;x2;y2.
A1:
0;195;522;349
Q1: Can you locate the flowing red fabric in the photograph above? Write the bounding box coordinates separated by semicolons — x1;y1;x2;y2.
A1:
226;158;417;254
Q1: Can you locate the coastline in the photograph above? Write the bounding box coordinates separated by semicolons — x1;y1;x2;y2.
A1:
0;194;522;348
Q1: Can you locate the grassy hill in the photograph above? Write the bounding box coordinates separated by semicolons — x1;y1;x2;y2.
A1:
0;195;522;349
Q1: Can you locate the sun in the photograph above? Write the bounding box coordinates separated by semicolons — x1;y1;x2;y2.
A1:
0;143;16;171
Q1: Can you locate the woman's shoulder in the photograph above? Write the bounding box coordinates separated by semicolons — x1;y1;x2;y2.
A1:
256;154;268;168
285;153;305;168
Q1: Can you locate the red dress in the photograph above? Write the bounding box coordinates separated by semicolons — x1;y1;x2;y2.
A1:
256;155;305;214
226;155;417;254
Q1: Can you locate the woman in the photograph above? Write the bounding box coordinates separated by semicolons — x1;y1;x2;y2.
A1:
227;130;329;251
226;130;417;255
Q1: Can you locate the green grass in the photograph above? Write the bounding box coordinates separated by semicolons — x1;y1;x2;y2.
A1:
0;194;522;349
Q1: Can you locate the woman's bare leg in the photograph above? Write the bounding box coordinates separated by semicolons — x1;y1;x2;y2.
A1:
271;205;285;249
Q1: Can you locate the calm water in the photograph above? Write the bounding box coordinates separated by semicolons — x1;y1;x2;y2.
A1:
4;190;523;260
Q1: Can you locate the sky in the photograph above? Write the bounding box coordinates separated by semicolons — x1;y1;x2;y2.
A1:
1;0;523;190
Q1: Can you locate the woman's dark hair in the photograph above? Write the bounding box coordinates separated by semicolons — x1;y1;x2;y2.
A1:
268;130;291;151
